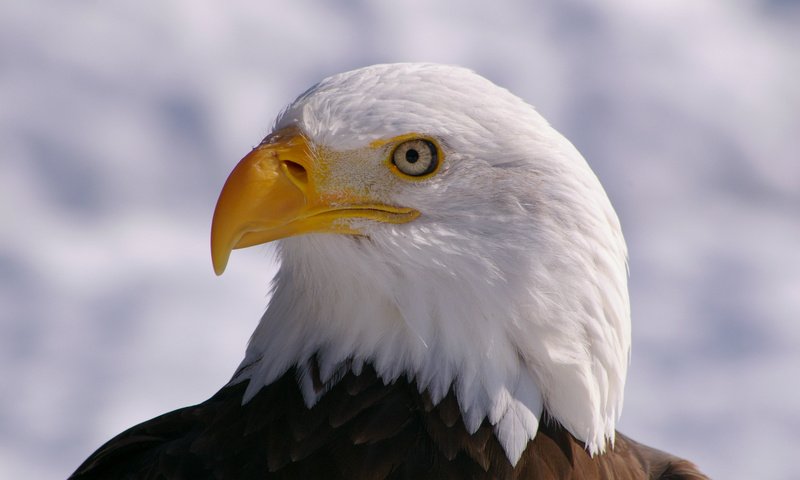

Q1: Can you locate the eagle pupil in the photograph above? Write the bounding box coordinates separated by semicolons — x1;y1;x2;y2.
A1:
405;149;419;163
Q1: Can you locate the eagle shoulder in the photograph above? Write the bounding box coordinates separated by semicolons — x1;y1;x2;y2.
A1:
70;362;707;480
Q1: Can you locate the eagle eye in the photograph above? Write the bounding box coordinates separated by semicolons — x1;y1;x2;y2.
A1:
391;139;438;177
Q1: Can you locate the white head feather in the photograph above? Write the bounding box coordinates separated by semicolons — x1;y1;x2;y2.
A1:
231;63;630;464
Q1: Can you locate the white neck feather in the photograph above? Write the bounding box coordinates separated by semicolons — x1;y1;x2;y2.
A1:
233;193;628;465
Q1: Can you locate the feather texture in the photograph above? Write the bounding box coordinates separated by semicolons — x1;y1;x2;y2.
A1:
70;361;707;480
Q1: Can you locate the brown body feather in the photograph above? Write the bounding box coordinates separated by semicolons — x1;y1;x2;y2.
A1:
71;362;707;479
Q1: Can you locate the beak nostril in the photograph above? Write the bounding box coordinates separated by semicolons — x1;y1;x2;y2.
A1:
282;160;308;190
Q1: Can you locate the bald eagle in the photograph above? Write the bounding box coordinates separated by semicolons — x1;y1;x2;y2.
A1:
70;64;707;479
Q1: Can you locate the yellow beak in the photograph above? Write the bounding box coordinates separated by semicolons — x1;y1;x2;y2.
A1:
210;127;419;275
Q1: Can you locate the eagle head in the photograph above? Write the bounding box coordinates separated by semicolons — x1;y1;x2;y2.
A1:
211;63;630;464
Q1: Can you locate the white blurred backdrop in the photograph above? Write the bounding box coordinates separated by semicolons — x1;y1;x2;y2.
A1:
2;1;799;478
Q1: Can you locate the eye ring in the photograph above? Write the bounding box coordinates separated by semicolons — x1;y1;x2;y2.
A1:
391;139;438;177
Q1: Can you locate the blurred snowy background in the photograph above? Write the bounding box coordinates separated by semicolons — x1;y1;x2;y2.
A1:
2;1;799;478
